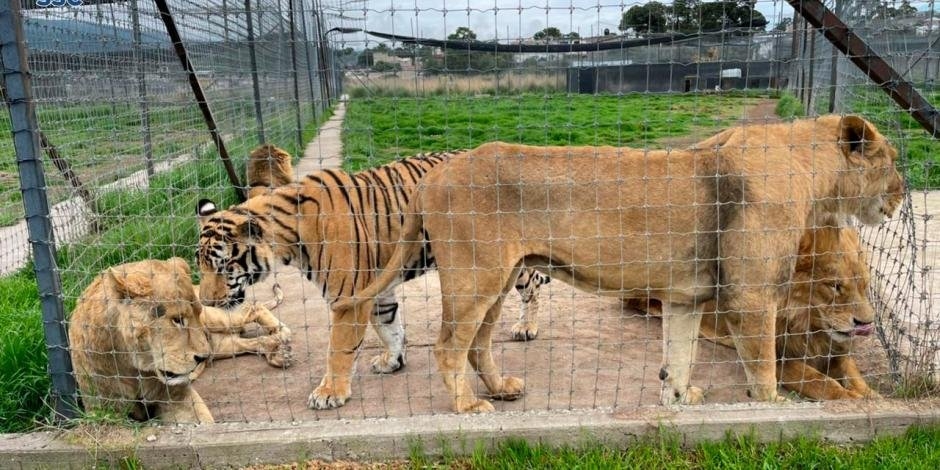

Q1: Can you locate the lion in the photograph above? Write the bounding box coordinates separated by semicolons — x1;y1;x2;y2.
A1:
334;115;903;412
68;258;214;423
246;144;294;199
626;225;881;400
68;258;291;424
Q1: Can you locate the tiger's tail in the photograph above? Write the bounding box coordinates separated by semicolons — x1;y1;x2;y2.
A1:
331;197;426;315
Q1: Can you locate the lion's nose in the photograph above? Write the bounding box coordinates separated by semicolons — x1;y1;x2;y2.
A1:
194;354;210;364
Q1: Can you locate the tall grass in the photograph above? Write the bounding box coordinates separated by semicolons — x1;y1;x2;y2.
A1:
0;272;49;433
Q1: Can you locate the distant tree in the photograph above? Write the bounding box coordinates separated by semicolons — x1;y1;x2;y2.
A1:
563;31;581;42
620;2;668;35
423;28;513;75
671;0;699;32
874;0;918;18
696;1;767;31
533;27;563;42
448;26;477;41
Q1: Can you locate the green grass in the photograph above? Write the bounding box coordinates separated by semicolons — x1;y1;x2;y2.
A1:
342;92;758;171
774;92;805;120
0;271;49;433
0;105;331;433
413;425;940;469
842;86;940;190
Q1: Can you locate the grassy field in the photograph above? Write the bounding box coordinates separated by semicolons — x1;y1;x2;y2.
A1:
342;92;764;171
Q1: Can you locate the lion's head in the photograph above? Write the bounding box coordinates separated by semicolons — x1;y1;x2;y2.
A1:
247;144;294;199
783;225;874;345
70;258;211;387
823;115;905;226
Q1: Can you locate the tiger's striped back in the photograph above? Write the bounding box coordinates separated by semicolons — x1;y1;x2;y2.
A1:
196;151;452;308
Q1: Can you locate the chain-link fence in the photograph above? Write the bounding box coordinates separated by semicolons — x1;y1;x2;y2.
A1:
1;0;938;438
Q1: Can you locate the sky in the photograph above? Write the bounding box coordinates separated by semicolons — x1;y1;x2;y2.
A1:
324;0;798;48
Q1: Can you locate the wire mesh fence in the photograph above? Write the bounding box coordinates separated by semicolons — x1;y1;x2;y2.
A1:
0;0;938;432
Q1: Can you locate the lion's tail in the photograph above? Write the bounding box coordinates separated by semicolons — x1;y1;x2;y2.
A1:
331;198;426;315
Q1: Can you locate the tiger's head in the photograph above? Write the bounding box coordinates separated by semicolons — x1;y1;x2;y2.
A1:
196;199;275;308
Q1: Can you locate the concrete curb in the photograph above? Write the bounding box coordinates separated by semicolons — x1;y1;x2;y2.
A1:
2;399;939;468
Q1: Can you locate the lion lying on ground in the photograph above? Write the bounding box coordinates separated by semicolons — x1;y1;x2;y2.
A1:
334;115;902;412
69;258;290;423
625;225;881;400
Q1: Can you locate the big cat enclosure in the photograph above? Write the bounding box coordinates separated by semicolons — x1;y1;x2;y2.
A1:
1;0;939;466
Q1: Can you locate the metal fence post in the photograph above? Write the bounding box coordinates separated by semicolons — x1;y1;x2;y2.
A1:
245;0;266;145
0;0;79;422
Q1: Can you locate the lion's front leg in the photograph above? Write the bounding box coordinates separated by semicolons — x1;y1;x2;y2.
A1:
308;302;371;409
159;388;214;424
829;355;880;398
725;297;782;402
208;331;293;368
779;359;860;400
659;302;705;405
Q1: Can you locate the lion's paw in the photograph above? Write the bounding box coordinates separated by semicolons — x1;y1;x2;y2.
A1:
491;376;525;401
307;384;350;410
456;398;496;413
510;322;538;341
265;341;293;368
662;385;705;405
274;323;292;343
370;351;405;374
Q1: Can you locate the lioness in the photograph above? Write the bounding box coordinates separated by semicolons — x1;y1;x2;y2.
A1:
627;225;881;400
69;258;214;423
334;115;902;412
246;143;293;199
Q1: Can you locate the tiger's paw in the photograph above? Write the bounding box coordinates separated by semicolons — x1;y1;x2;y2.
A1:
490;376;525;401
370;351;405;374
510;321;539;341
307;382;351;410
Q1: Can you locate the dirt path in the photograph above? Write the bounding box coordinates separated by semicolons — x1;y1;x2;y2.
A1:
192;97;918;423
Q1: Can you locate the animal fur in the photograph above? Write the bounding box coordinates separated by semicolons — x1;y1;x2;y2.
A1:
334;115;903;412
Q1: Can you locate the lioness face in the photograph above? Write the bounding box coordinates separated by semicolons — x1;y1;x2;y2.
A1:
789;228;874;344
838;118;904;225
110;259;211;385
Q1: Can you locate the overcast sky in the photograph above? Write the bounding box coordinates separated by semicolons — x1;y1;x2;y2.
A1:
325;0;795;47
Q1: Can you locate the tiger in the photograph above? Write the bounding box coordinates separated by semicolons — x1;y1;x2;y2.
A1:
197;149;549;410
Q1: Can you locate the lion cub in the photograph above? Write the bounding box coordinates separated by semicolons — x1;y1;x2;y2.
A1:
627;226;880;400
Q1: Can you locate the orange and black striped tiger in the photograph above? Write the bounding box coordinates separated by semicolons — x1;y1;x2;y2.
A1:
196;149;549;410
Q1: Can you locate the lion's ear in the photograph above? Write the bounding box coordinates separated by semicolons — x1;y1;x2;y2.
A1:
106;267;153;299
838;115;881;157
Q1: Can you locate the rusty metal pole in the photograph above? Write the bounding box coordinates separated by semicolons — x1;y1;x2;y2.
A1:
787;0;940;137
153;0;246;201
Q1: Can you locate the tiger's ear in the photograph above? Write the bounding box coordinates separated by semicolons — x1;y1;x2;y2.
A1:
197;199;218;220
